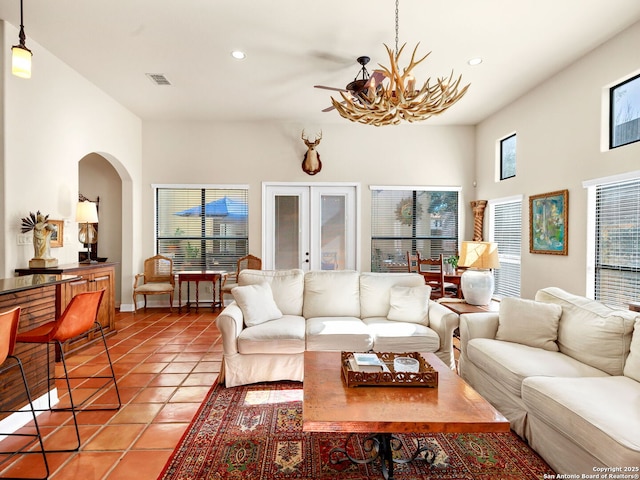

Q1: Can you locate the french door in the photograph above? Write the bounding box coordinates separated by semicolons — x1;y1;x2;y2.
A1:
263;184;358;271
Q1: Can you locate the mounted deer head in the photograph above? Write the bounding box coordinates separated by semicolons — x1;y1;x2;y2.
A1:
301;130;322;175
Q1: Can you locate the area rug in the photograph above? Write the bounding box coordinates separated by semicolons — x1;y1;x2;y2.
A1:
159;381;554;479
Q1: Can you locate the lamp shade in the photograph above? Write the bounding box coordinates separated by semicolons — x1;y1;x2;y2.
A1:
12;45;32;79
76;201;99;223
458;241;499;270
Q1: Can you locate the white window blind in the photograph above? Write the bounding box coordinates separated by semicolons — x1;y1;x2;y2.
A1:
490;198;521;298
155;187;249;272
371;188;459;272
594;179;640;308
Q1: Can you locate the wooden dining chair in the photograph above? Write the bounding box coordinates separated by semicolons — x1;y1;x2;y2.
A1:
221;254;262;302
406;251;421;273
133;254;175;312
418;254;457;299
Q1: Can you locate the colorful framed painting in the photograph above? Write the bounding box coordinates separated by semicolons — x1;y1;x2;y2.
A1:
529;190;568;255
49;220;64;248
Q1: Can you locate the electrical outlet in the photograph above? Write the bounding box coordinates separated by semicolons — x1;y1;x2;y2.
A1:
17;233;33;245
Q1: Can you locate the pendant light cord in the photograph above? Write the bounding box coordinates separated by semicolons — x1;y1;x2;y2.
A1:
18;0;27;46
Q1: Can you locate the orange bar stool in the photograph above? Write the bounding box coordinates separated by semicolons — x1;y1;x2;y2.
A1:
0;307;49;480
16;290;121;452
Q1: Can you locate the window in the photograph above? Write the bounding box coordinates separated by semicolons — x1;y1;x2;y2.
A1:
489;196;522;298
371;187;459;272
499;133;516;180
610;73;640;149
155;186;249;272
587;177;640;308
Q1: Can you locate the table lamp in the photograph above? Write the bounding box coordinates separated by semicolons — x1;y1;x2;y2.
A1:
76;201;99;263
458;241;500;305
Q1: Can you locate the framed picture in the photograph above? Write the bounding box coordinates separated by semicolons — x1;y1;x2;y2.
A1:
529;190;568;255
49;220;64;248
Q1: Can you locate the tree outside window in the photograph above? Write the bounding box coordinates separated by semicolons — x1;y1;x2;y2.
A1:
610;73;640;149
500;134;516;180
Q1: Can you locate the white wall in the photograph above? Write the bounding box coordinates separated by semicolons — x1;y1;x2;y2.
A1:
1;21;142;306
475;20;640;299
142;121;476;272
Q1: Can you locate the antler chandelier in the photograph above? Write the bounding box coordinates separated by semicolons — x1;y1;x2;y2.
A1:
331;0;470;126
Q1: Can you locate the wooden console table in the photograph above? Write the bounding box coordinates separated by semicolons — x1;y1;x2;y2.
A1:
177;270;227;312
15;262;117;357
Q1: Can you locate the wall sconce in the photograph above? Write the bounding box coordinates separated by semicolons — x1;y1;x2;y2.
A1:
76;201;98;264
11;0;33;79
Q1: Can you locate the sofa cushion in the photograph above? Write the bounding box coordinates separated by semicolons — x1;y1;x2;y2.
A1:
303;271;360;319
522;376;640;467
232;282;282;327
362;317;440;352
624;318;640;382
535;287;637;375
387;285;431;324
238;315;306;354
239;269;304;316
496;297;562;351
359;273;425;319
467;338;609;398
306;316;373;352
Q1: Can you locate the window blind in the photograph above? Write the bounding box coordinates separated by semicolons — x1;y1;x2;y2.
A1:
371;189;459;272
491;200;521;298
595;179;640;308
155;187;249;272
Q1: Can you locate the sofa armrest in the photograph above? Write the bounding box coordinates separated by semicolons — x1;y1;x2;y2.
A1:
215;302;244;355
428;301;460;369
459;312;499;355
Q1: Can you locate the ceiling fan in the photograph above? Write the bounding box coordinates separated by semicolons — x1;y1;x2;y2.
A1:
314;56;385;112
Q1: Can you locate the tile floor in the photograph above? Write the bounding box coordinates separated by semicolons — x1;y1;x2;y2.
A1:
0;308;222;480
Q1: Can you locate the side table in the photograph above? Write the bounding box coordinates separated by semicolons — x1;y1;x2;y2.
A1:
438;299;500;315
176;270;227;312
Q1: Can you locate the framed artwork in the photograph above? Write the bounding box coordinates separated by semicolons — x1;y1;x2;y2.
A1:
529;190;568;255
49;220;64;248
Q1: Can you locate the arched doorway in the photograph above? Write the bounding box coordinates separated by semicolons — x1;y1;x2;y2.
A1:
79;153;124;306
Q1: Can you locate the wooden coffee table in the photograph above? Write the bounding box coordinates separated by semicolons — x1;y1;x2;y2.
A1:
303;351;509;479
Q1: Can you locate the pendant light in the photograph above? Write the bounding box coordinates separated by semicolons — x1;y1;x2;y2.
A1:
11;0;32;79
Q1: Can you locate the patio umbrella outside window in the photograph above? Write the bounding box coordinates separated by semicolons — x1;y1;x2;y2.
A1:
172;196;248;270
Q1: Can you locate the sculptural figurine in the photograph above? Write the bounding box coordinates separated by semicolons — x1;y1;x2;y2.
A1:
33;213;55;259
20;210;59;267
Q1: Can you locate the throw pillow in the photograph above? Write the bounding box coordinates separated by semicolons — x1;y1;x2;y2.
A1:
623;318;640;383
232;282;283;327
496;297;562;351
387;285;431;324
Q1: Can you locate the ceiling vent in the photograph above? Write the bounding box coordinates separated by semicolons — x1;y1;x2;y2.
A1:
145;73;171;86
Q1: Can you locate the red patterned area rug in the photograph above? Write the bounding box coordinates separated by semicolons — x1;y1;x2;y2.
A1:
159;381;554;479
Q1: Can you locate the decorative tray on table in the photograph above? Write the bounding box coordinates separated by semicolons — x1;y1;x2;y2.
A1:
340;351;438;388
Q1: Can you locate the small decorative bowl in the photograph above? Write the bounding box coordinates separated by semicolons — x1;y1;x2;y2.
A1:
394;356;420;373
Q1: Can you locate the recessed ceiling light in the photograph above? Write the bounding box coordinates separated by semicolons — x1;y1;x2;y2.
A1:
468;57;483;66
231;51;246;60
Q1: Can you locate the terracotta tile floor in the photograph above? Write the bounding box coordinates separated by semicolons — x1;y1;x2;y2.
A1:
0;308;222;480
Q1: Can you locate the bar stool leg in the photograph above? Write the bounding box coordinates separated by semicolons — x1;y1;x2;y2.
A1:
0;356;50;480
42;322;121;453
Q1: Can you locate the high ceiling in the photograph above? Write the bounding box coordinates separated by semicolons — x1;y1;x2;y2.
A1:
2;0;640;125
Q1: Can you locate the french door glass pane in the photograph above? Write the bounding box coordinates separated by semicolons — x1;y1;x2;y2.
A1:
275;195;300;269
320;195;345;270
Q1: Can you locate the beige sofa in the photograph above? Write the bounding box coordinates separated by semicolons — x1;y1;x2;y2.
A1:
459;287;640;474
216;269;459;387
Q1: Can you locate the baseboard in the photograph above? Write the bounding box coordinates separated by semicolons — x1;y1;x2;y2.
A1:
0;388;59;440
